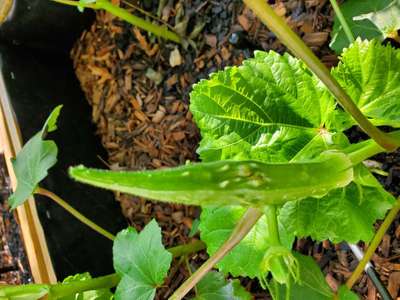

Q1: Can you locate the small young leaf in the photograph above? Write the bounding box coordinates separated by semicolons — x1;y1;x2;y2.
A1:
193;271;252;300
330;0;392;53
69;151;353;207
267;253;333;300
332;39;400;128
199;206;294;279
279;165;395;243
59;272;113;300
113;220;172;300
0;284;49;300
9;105;62;209
337;285;359;300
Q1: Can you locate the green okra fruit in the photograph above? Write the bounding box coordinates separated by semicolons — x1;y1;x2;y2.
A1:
69;151;353;207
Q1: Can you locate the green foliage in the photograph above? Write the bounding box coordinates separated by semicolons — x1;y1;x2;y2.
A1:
330;0;392;53
354;0;400;39
199;206;294;279
9;106;62;209
60;273;113;300
194;271;252;300
267;253;333;300
337;285;359;299
0;284;49;300
333;39;400;128
113;220;172;300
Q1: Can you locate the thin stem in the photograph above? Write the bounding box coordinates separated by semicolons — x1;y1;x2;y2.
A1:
346;198;400;288
51;0;181;44
264;205;280;245
50;273;120;298
168;240;206;258
169;208;263;300
242;0;399;151
35;187;116;241
329;0;354;43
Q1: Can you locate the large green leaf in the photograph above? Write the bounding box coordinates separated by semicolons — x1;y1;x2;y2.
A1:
69;151;353;207
113;220;172;300
191;50;337;163
268;253;333;300
59;273;113;300
279;165;395;243
330;0;392;53
332;39;400;128
193;271;252;300
9;105;62;209
337;286;359;300
199;206;294;279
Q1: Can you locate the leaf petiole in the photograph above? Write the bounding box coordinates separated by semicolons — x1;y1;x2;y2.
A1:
329;0;355;44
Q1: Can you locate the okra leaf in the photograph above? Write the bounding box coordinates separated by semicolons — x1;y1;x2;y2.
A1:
279;165;395;243
337;286;359;300
330;0;392;53
332;39;400;129
69;152;353;207
113;220;172;300
9;105;62;209
193;271;252;300
199;206;294;279
268;253;333;300
59;273;113;300
354;0;400;40
191;50;338;163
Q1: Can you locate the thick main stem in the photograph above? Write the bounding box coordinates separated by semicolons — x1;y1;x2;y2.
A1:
35;187;116;241
243;0;398;151
346;198;400;288
169;208;263;300
329;0;354;44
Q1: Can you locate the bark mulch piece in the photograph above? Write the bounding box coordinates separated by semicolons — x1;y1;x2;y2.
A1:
0;154;32;285
71;0;400;298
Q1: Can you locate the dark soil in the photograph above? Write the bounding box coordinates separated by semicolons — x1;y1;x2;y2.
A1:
0;154;32;285
70;0;400;299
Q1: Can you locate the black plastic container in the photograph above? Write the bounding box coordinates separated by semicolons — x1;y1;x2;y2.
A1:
0;3;126;279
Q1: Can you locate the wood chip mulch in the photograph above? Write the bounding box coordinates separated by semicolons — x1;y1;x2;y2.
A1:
71;0;400;298
0;154;31;285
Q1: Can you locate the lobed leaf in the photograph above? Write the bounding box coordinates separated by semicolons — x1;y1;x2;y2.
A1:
332;39;400;128
194;271;252;300
113;220;172;300
279;165;395;243
191;51;338;163
69;152;353;207
199;206;294;279
9;105;62;209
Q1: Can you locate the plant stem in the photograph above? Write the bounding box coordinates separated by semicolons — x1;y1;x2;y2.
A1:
51;0;181;44
169;208;263;300
346;198;400;288
168;240;206;258
347;130;400;165
264;205;281;245
242;0;399;151
50;273;120;298
35;187;116;241
329;0;354;44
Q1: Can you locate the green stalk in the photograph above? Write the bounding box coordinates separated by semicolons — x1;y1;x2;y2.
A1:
35;187;116;241
50;273;120;298
242;0;399;151
168;240;206;258
346;198;400;288
329;0;354;43
347;130;400;165
52;0;181;44
169;208;263;300
264;205;280;245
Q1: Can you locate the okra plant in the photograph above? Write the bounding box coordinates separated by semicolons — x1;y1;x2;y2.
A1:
3;1;400;300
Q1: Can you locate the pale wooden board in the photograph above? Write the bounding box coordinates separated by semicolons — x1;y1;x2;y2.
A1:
0;75;57;284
